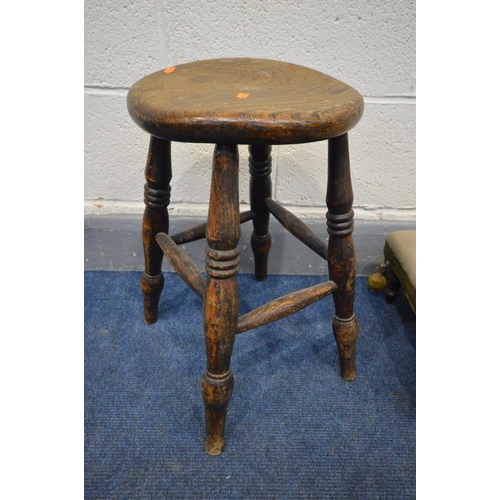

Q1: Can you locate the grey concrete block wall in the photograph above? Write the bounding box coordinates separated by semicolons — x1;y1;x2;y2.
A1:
85;0;415;94
84;0;416;270
85;216;415;276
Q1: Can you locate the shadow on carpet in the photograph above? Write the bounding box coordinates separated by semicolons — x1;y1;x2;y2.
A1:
85;271;416;499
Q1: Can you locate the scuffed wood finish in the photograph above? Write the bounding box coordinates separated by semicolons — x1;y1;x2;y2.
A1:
155;232;206;299
237;281;337;334
127;58;364;145
326;134;358;381
266;199;328;260
171;210;254;245
201;144;240;456
141;136;172;324
249;145;272;280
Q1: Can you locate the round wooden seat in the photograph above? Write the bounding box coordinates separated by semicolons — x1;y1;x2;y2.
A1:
127;58;364;145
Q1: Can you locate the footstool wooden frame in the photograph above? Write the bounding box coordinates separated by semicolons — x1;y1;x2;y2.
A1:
384;230;417;313
127;58;364;455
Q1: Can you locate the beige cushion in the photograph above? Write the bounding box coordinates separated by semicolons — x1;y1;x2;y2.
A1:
384;230;416;313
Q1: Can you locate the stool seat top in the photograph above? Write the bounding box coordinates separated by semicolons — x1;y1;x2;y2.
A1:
127;58;364;145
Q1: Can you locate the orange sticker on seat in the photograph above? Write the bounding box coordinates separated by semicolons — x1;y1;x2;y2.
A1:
164;67;176;73
236;93;250;99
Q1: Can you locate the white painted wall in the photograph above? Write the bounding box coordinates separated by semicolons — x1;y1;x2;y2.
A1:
85;0;415;221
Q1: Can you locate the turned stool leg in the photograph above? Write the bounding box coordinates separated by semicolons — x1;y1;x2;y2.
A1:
249;145;272;280
141;137;172;324
326;134;359;381
201;144;240;455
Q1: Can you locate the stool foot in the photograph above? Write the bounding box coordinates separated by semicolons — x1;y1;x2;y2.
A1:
140;272;164;324
201;371;234;455
333;315;358;381
205;437;225;456
251;233;272;281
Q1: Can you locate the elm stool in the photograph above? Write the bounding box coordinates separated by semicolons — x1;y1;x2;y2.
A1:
127;58;364;455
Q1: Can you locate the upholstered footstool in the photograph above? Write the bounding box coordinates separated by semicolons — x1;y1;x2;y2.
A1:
384;230;416;313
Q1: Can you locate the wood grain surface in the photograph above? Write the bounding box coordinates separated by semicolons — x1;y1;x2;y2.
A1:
127;58;364;145
155;232;206;299
266;198;328;260
236;280;337;334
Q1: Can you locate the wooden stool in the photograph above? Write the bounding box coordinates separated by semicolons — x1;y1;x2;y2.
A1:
127;58;364;455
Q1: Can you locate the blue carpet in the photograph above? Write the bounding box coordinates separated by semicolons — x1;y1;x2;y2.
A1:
85;271;415;499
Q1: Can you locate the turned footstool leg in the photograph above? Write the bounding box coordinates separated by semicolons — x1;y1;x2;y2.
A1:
384;265;402;304
326;134;359;381
201;144;240;455
249;145;272;280
141;136;172;324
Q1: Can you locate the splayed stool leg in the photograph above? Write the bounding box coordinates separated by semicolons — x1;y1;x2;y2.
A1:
249;144;272;281
141;137;172;324
201;144;240;455
326;134;359;381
